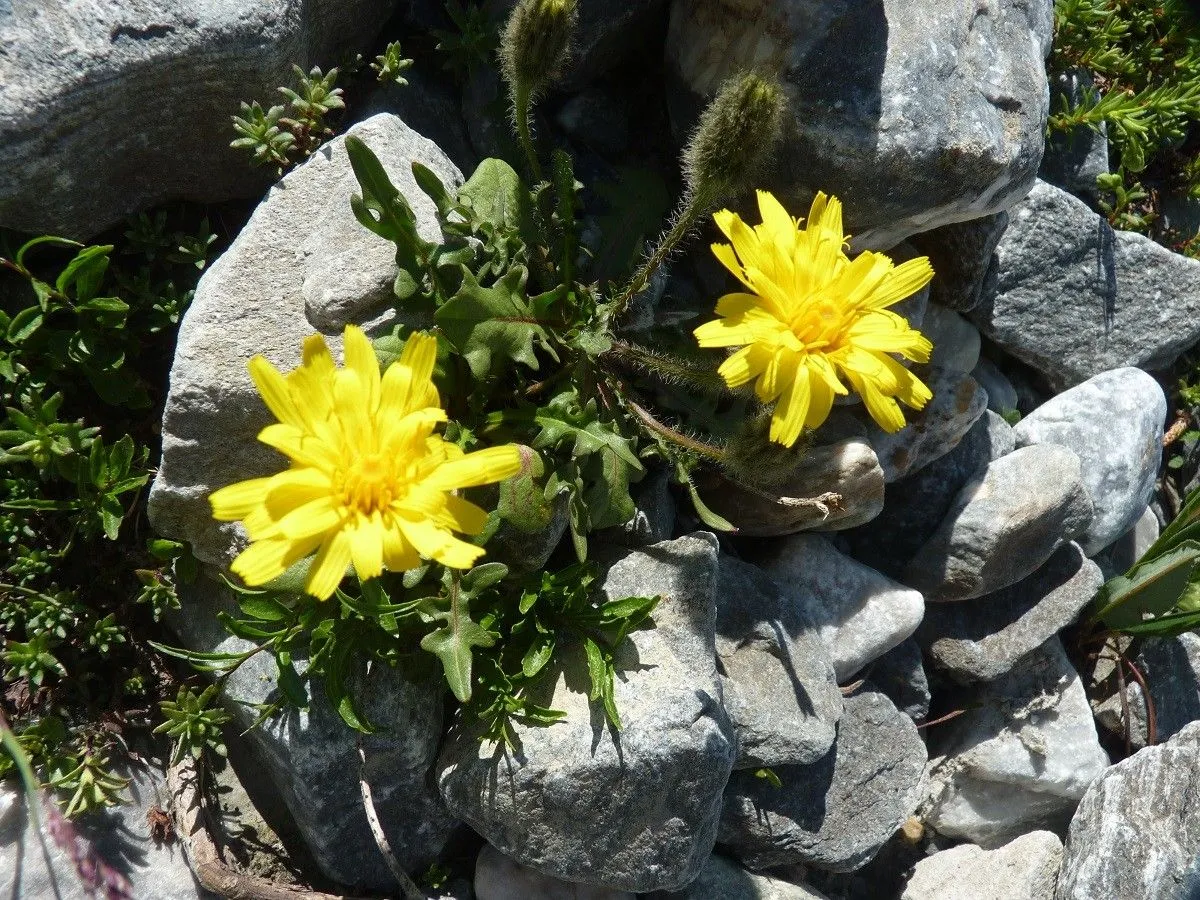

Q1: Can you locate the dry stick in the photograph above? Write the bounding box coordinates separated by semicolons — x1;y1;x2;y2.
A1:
167;756;371;900
914;708;969;731
737;481;844;517
357;740;424;900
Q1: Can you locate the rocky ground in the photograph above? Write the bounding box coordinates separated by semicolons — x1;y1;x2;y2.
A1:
5;0;1200;898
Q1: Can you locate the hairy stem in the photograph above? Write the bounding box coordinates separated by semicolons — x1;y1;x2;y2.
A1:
625;398;725;462
512;83;543;185
605;340;728;394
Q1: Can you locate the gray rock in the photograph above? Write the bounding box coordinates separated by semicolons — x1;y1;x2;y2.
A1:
866;368;989;483
715;556;841;768
924;639;1109;847
972;357;1020;416
0;758;213;900
657;853;832;899
474;844;635;900
615;469;677;548
1092;505;1159;581
971;180;1200;389
847;410;1014;577
171;574;455;890
0;0;395;238
902;831;1063;900
1013;367;1166;555
1092;681;1148;751
148;114;461;569
911;213;1010;313
866;638;931;722
697;439;885;537
1039;70;1110;196
720;690;927;873
919;543;1102;683
1056;721;1200;900
903;445;1094;602
667;0;1051;250
437;534;736;893
756;534;925;682
923;305;982;375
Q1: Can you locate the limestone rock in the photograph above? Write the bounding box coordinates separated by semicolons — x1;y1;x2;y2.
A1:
148;114;462;569
170;575;455;890
919;543;1102;683
1092;505;1159;581
756;535;925;682
0;0;396;237
903;445;1094;602
923;305;982;375
437;534;736;893
901;831;1062;900
1013;367;1166;555
924;639;1109;847
1056;722;1200;900
666;0;1052;249
697;439;885;537
971;180;1200;389
657;853;832;899
0;757;214;900
972;357;1020;416
866;638;931;722
716;556;841;768
866;368;989;483
911;213;1010;313
721;690;927;873
474;844;635;900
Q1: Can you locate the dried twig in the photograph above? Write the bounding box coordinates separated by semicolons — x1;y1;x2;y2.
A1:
356;740;424;900
738;482;843;518
166;756;371;900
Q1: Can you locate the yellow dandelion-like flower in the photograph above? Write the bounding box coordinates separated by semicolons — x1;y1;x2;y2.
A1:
694;190;936;447
209;326;522;600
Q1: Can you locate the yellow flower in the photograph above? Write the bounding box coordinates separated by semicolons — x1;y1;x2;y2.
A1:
209;326;522;600
694;190;936;447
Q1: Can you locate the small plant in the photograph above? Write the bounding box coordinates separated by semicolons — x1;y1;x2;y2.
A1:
154;685;231;765
231;65;345;173
372;41;415;86
433;0;498;80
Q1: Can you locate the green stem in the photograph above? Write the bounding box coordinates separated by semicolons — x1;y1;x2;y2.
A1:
609;186;714;320
0;709;42;832
513;83;543;185
606;340;728;394
626;398;725;462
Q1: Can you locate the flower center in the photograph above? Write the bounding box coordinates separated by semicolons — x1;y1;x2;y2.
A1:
339;452;404;515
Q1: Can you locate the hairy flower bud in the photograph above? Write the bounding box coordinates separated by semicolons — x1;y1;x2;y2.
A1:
683;71;786;203
500;0;578;99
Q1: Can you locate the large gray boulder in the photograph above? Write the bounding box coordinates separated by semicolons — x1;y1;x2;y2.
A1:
1056;721;1200;900
924;639;1109;847
715;556;842;768
172;574;456;891
1013;367;1166;555
0;0;396;237
437;534;737;894
666;0;1053;249
148;113;462;569
903;445;1094;602
474;844;635;900
971;180;1200;389
720;690;927;873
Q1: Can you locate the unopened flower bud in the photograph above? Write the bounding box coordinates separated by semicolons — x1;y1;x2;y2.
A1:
683;71;785;203
501;0;578;99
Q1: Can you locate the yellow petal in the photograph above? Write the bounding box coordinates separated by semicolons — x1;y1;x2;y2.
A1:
305;529;353;600
711;242;753;290
258;424;341;471
423;445;523;491
805;362;836;429
232;533;323;587
398;515;485;569
264;467;334;520
248;356;303;427
276;496;344;541
210;477;273;521
349;515;385;582
770;362;811;447
343;325;382;414
862;256;934;310
382;522;421;572
381;331;440;419
332;368;372;448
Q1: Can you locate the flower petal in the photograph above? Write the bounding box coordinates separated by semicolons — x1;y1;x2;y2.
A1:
343;325;382;413
397;515;485;569
210;477;273;521
422;445;523;492
305;528;353;600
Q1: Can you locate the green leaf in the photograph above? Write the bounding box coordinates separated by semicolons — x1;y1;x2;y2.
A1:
412;161;456;216
421;617;496;703
583;638;607;703
6;306;43;344
346;135;430;271
682;475;738;533
1094;541;1200;630
530;393;642;469
238;595;291;622
435;266;549;378
521;635;555;678
15;235;81;270
582;447;637;530
498;446;556;533
458;158;528;231
56;245;113;301
461;562;509;595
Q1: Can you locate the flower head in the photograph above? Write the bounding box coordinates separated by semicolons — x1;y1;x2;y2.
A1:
210;326;522;600
694;191;935;447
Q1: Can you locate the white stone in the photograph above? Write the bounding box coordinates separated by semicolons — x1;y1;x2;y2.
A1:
756;535;925;681
902;831;1062;900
